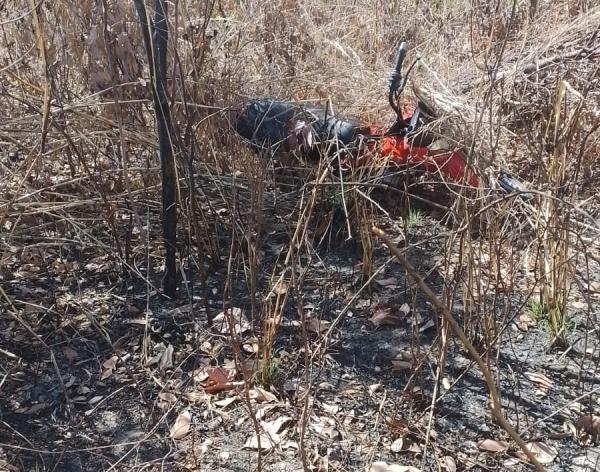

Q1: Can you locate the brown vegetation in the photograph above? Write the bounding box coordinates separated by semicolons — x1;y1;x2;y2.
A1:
1;1;600;471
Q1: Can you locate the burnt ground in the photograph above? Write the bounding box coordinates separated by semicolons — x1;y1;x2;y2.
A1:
2;212;600;472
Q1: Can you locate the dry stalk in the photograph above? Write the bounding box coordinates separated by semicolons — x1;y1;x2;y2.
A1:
286;237;316;472
533;79;581;346
27;0;51;154
373;226;545;471
101;0;147;246
223;176;264;470
259;165;329;385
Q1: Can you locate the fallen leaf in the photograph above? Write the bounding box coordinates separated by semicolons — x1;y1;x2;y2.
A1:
100;355;118;380
525;442;557;464
517;312;536;331
588;281;600;293
389;438;422;454
242;341;259;353
127;318;148;326
370;307;405;328
199;340;213;354
255;405;277;421
321;402;341;415
88;395;103;405
201;367;236;394
477;438;509;452
185;390;207;403
370;462;389;472
370;462;421;472
249;387;278;403
576;414;600;443
159;392;177;403
190;366;210;383
170;410;192;439
158;392;177;410
564;419;577;437
311;419;341;439
390;438;404;453
159;344;174;371
244;433;276;450
525;371;553;390
356;298;371;309
273;279;288;295
63;346;78;365
418;319;435;332
281;440;299;450
200;438;213;454
571;300;588;310
375;277;400;287
223;357;256;380
305;317;331;335
283;379;299;393
215;396;238;408
26;403;50;415
406;442;422;454
391;360;413;372
213;308;251;335
440;456;456;472
262;415;292;437
103;356;118;369
126;304;142;316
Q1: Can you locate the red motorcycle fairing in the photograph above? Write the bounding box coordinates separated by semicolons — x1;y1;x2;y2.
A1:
234;99;480;187
379;137;480;187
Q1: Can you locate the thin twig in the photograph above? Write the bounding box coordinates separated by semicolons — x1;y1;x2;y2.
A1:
372;226;545;471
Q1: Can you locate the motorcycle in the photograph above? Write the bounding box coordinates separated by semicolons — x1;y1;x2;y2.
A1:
232;41;528;208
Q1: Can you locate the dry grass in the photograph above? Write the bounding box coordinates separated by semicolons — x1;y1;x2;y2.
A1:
2;0;600;471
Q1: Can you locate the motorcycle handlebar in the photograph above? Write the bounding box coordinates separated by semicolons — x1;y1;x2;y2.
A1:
394;42;408;74
389;41;407;93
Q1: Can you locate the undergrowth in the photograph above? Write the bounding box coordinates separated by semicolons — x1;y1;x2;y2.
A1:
1;1;599;471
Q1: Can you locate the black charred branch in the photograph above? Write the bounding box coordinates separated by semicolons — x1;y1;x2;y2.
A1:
133;0;178;298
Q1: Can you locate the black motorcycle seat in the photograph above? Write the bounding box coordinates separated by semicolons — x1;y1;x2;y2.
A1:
234;99;362;152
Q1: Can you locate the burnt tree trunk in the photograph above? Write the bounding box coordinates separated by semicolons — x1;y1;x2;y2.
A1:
133;0;177;298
